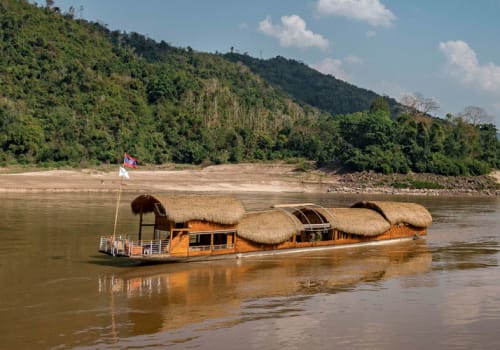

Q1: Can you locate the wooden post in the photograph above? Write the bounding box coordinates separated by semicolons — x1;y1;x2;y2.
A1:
138;207;143;241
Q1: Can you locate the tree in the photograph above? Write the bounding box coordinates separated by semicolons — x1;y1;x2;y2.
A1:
369;96;390;117
477;123;499;167
67;6;75;18
400;92;439;116
459;106;491;126
429;122;444;153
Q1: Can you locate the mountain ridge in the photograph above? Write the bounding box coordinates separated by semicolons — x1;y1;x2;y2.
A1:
223;53;405;117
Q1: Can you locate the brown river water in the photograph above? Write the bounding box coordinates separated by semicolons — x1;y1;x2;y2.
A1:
0;192;498;349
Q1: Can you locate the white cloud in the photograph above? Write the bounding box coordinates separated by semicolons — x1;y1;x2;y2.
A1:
439;40;500;94
344;55;362;65
258;15;329;50
316;0;396;27
366;30;377;38
239;22;248;30
310;56;362;81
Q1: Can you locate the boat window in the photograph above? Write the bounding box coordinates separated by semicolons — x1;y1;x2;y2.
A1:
213;233;227;245
189;233;211;246
189;230;236;251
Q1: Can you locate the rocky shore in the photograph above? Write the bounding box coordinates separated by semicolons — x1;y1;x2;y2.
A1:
327;171;500;196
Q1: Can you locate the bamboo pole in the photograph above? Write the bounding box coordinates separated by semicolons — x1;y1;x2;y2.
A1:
112;176;124;248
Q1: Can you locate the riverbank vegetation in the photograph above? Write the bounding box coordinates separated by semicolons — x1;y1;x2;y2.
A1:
0;0;498;176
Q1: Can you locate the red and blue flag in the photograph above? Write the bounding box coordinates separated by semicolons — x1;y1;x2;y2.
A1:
123;153;138;168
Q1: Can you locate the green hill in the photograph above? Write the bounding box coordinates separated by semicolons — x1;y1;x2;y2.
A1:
224;53;404;117
0;0;324;166
0;0;498;175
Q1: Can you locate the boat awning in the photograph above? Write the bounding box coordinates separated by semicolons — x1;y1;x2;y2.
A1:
316;208;391;236
272;203;393;236
271;203;333;231
131;194;245;225
237;210;303;244
351;201;433;227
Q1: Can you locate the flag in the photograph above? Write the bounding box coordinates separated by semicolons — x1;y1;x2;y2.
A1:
123;153;137;168
119;166;129;179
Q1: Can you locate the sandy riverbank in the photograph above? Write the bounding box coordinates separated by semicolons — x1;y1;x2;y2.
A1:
0;164;498;195
0;164;335;193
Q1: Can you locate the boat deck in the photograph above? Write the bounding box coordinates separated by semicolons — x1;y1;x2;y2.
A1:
99;236;170;257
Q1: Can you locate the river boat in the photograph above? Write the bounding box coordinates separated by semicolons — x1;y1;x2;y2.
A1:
98;194;432;263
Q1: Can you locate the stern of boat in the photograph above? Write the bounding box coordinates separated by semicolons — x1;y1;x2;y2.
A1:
99;235;170;258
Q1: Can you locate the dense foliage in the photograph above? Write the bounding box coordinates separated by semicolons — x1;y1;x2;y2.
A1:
0;0;498;176
223;53;405;117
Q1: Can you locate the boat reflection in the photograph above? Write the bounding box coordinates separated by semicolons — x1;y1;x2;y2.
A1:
97;240;432;336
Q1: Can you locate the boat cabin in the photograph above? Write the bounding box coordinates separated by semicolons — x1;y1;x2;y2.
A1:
100;194;245;258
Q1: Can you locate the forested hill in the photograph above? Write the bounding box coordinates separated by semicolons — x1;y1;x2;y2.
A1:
0;0;498;176
224;53;404;117
0;0;325;165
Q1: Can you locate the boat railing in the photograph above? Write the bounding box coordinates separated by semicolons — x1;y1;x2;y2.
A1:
129;239;170;256
189;243;235;252
99;235;170;257
99;236;110;252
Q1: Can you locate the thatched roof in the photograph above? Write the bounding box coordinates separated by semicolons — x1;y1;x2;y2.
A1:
351;201;432;227
316;208;391;236
237;210;303;244
130;194;245;225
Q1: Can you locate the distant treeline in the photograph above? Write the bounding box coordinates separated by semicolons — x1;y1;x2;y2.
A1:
0;0;498;175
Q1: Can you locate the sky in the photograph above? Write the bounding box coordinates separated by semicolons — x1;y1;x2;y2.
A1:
52;0;500;126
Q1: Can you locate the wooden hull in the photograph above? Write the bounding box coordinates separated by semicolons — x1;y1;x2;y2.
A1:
132;237;418;263
105;225;426;263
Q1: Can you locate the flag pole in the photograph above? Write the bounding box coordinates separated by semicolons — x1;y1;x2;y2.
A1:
111;153;134;255
112;175;124;244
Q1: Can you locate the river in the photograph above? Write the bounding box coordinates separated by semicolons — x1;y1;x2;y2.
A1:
0;192;498;349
